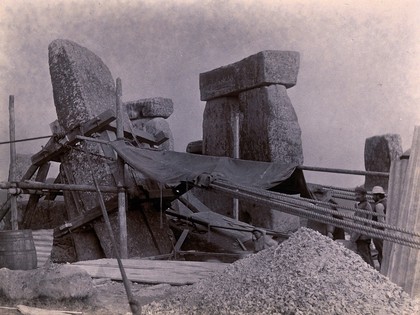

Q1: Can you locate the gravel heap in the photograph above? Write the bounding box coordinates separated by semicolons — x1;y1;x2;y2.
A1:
143;227;419;315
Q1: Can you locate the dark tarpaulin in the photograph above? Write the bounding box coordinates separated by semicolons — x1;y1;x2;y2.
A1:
110;141;311;196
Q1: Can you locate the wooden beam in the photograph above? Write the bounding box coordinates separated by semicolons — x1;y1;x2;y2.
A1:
23;163;51;228
298;165;389;177
54;196;119;238
21;164;39;181
44;174;62;201
71;258;229;285
174;229;189;259
105;122;168;146
31;109;116;166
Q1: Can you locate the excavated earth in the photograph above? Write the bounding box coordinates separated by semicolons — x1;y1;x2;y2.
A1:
1;227;419;314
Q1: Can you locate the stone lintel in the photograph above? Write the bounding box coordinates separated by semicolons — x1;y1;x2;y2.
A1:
199;50;300;101
124;97;174;119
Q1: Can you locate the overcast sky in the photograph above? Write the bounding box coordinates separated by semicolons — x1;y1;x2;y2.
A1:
0;0;419;188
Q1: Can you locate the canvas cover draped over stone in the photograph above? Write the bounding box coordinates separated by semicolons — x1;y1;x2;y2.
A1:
110;140;301;191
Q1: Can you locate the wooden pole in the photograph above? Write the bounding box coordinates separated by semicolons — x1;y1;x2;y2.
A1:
8;95;18;230
232;105;240;220
298;165;389;177
116;78;128;259
89;164;140;314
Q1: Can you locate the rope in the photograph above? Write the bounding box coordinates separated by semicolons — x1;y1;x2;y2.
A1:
211;184;420;248
281;191;384;218
219;181;420;238
209;181;420;248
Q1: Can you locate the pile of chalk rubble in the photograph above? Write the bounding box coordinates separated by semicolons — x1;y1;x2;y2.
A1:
144;227;420;315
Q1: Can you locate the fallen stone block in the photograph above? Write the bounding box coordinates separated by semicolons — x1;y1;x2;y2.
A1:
125;97;174;119
0;264;93;300
200;50;300;101
37;264;94;299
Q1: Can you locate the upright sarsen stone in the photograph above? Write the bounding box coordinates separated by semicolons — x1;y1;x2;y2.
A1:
199;50;300;101
198;51;303;233
202;97;240;157
239;85;303;164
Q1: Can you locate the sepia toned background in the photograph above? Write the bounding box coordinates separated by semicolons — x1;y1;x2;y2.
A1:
0;0;419;188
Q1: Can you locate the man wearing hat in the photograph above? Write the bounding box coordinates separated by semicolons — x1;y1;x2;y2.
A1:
350;186;375;267
308;186;345;240
372;186;387;267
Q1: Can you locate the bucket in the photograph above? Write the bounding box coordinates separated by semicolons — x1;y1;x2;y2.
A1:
0;230;37;270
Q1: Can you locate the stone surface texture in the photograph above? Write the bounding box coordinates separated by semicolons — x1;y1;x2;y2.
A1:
125;97;174;119
364;134;403;191
239;85;303;164
0;264;93;300
202;97;239;157
197;52;303;234
199;50;300;101
132;117;174;150
49;39;116;131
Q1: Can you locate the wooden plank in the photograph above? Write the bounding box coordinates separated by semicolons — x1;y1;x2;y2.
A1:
17;305;82;315
54;196;119;237
174;229;189;252
72;258;229;285
31;109;116;166
106;122;168;146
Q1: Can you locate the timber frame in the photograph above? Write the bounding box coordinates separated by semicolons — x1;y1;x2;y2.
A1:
14;108;176;235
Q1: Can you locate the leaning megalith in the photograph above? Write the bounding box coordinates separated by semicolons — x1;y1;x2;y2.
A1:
364;134;403;191
49;39;116;131
48;39;173;260
198;50;303;233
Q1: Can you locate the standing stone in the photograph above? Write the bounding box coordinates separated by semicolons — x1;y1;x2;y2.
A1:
202;97;240;157
239;85;303;164
364;134;403;191
198;51;303;233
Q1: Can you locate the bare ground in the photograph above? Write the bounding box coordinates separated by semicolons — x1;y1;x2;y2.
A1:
0;280;180;315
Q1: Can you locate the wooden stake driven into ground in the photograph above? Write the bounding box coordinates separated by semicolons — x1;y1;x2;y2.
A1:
116;77;128;259
8;95;18;230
